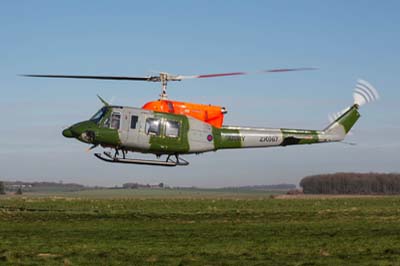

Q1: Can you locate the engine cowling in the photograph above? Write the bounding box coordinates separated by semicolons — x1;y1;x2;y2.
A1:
142;100;227;128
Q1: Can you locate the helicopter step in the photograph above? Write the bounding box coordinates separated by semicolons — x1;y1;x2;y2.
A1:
94;151;189;167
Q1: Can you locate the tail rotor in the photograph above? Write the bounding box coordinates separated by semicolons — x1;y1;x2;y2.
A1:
328;79;379;123
353;79;380;107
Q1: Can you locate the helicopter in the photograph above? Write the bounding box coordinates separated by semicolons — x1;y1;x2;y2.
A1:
23;69;379;166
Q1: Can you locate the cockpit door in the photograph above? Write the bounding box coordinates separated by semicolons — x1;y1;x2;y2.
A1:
120;109;140;147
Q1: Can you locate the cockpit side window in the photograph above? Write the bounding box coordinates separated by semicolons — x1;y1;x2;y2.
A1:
110;112;121;129
145;118;160;136
131;116;138;129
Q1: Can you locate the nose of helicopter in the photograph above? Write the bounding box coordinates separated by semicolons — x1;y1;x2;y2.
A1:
62;120;99;145
62;127;74;138
62;121;93;139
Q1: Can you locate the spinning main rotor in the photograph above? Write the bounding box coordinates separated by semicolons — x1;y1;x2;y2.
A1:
23;67;316;100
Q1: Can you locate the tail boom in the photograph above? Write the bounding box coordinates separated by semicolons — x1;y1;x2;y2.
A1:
211;79;376;151
213;126;322;150
213;105;360;150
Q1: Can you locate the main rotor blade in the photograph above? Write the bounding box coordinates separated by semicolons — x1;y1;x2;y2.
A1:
177;67;317;80
22;74;152;81
22;67;317;83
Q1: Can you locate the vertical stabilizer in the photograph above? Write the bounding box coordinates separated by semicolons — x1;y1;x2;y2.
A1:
323;105;360;141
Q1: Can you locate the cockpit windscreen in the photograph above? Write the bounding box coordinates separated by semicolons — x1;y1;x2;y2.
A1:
90;107;108;124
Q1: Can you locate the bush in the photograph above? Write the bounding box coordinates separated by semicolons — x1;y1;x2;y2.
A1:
0;182;5;195
15;187;23;195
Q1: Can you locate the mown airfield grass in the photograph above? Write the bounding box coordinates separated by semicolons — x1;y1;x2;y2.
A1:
1;189;400;265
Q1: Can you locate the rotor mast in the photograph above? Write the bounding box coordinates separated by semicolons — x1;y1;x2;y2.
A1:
156;72;184;100
159;72;169;100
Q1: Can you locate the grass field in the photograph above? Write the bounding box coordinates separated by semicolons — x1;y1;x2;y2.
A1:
1;191;400;265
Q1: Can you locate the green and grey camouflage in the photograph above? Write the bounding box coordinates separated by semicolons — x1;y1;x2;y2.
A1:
62;79;379;166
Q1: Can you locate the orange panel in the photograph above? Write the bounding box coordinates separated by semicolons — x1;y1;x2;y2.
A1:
142;100;226;128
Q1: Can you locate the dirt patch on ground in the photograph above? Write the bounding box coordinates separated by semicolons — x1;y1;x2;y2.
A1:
37;253;60;258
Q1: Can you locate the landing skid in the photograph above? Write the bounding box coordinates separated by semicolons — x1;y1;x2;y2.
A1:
94;151;189;167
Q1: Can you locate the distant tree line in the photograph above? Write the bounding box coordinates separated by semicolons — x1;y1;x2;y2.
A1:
0;181;23;195
0;181;5;195
300;173;400;194
1;181;85;193
122;182;165;189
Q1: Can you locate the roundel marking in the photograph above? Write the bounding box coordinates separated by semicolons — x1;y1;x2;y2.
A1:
207;134;213;142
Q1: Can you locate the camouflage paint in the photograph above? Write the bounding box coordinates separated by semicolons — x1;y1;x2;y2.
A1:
321;105;360;142
63;102;362;156
63;107;121;147
212;127;242;149
93;107;121;146
94;127;121;146
280;129;319;146
148;112;190;154
336;105;360;133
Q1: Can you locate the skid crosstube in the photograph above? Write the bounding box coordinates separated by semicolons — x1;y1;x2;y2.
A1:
94;152;189;167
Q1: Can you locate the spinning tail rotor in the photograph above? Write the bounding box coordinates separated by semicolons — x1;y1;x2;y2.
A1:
329;79;379;123
325;79;380;143
353;79;380;107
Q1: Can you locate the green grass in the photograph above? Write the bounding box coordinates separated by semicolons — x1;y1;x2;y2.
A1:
1;194;400;265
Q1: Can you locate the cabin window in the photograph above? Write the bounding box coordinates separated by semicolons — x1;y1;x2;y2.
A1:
130;115;138;129
110;112;121;129
165;120;180;138
145;118;161;136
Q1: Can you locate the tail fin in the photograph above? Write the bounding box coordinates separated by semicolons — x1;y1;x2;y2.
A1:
323;79;379;142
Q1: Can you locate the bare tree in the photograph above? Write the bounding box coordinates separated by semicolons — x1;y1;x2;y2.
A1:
300;173;400;194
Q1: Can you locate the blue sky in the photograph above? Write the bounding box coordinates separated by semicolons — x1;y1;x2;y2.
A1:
0;1;399;187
